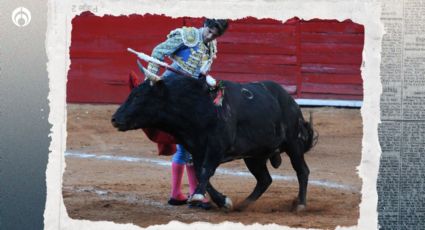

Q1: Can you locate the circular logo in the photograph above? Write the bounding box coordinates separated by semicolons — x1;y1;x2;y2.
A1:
12;7;31;27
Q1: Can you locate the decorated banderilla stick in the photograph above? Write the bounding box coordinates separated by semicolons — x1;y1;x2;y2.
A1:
127;48;192;78
127;47;217;87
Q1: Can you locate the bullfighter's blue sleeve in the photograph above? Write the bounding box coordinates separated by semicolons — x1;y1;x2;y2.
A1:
147;29;184;75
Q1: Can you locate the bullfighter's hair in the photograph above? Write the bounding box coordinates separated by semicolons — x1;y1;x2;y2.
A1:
204;19;229;35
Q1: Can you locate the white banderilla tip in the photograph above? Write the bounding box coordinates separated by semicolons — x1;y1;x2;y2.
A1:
206;75;217;87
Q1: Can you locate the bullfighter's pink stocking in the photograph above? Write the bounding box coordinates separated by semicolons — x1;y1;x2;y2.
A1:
170;162;187;200
186;164;198;195
186;165;209;203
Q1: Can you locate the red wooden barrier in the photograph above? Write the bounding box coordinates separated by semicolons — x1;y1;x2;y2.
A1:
67;13;364;104
299;19;364;100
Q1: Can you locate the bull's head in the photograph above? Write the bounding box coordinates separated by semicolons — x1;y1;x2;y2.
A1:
111;63;166;131
111;80;167;131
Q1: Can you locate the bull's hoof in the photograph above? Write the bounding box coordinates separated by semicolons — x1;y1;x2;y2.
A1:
291;199;306;212
223;197;233;211
294;204;306;212
188;194;205;203
234;205;245;212
189;201;213;210
234;200;250;212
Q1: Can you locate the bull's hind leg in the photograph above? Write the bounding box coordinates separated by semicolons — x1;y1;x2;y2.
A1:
287;147;310;212
235;157;272;211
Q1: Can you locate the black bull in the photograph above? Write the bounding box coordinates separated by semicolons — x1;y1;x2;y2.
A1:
111;75;316;211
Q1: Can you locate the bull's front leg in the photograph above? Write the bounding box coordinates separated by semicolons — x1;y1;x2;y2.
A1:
206;182;233;209
189;148;233;210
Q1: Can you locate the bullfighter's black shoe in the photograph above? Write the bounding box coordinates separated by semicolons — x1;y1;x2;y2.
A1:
188;201;212;210
168;198;188;206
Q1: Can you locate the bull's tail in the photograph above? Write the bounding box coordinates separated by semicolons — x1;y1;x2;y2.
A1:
299;111;318;153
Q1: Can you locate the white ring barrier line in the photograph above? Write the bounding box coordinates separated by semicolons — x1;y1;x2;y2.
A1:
65;151;358;192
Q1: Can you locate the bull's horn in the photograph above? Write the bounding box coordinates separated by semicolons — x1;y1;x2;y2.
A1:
137;60;161;82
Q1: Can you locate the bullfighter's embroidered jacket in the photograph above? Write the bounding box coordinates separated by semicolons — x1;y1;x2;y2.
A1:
147;27;217;77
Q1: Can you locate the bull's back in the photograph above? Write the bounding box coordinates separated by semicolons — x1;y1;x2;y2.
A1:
223;81;283;125
219;81;286;156
263;81;304;124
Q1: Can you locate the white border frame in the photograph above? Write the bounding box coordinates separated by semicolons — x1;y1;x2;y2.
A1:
45;1;383;229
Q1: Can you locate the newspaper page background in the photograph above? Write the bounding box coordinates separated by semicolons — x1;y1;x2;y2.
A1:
44;0;385;229
378;0;425;228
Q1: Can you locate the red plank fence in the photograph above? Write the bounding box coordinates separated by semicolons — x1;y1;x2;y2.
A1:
67;13;364;106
